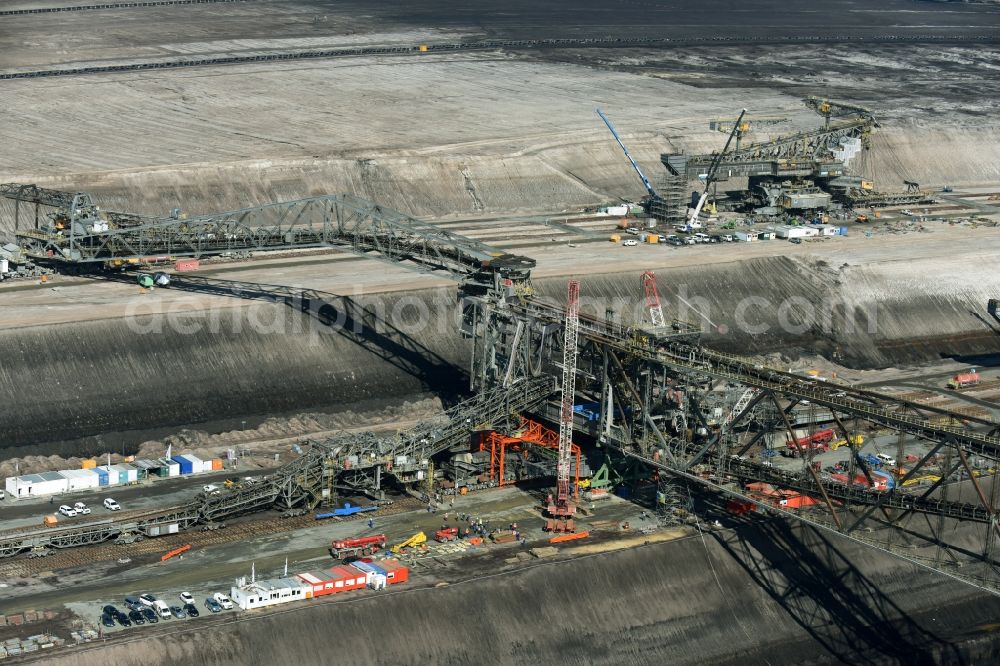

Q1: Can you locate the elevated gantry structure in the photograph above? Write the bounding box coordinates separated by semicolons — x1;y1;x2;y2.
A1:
2;185;999;597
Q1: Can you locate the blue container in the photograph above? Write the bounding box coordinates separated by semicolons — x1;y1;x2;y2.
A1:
351;561;387;577
95;468;109;486
171;456;194;475
839;226;849;236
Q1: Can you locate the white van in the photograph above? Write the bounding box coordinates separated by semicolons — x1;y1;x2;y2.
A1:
153;600;171;619
876;453;897;467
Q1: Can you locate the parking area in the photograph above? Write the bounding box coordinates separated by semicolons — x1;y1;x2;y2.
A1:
93;589;235;634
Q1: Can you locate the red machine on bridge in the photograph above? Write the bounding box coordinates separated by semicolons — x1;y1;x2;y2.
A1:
783;428;835;456
329;534;387;560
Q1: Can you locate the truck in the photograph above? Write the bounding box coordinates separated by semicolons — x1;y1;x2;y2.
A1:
329;534;387;560
947;371;981;390
830;472;889;492
783;428;835;456
434;527;460;542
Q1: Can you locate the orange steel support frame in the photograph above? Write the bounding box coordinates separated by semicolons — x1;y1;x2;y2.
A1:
480;417;580;498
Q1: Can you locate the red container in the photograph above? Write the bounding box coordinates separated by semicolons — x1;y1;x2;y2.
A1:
175;258;200;272
378;559;410;585
297;570;338;597
328;565;367;591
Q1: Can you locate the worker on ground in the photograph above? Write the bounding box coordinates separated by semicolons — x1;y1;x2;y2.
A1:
368;517;374;529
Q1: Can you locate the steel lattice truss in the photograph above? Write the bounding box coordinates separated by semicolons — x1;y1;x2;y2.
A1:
662;97;876;180
468;293;1000;596
0;378;554;558
4;186;534;286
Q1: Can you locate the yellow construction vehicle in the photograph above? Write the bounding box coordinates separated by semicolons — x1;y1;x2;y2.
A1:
902;474;941;488
830;434;865;450
391;531;427;554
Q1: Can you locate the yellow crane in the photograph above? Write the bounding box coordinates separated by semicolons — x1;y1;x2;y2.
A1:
391;531;427;554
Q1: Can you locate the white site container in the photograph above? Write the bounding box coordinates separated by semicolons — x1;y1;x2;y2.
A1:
61;468;101;491
5;472;70;498
179;454;208;473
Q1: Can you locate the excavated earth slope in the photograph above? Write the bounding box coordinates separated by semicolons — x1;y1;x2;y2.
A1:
35;522;1000;666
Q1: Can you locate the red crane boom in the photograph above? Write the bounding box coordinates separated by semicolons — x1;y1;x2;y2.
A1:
642;270;665;328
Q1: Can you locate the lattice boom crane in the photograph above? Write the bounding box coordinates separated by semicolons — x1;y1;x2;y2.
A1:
549;279;580;524
642;270;665;328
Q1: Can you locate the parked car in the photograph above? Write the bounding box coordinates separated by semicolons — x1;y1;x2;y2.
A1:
102;605;118;616
0;489;5;500
205;598;222;613
625;227;639;235
179;591;195;605
622;239;638;247
128;609;145;625
184;604;199;618
58;505;77;517
154;600;172;619
213;592;233;610
876;453;897;467
124;595;141;611
101;613;116;628
74;502;91;515
170;606;186;619
115;611;131;627
789;237;802;244
103;498;121;511
142;607;158;623
202;484;220;494
139;593;157;608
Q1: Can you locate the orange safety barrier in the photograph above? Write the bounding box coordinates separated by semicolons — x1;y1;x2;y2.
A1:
549;531;589;544
161;544;192;561
479;417;581;499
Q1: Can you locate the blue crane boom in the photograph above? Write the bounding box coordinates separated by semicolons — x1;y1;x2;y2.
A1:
596;108;658;199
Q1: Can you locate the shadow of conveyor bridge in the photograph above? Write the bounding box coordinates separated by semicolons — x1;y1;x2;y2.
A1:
712;517;964;665
103;272;469;403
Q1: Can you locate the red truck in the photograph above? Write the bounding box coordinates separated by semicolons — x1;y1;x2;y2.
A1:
330;534;387;559
830;472;889;492
784;428;835;456
434;527;460;542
